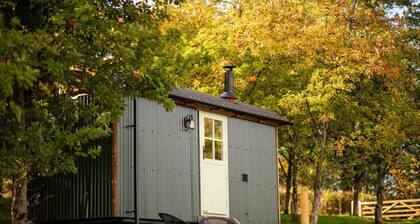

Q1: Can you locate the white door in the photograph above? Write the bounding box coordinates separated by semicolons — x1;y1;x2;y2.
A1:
199;111;229;217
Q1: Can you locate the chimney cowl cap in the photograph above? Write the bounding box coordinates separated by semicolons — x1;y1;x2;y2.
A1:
220;65;237;100
223;65;236;69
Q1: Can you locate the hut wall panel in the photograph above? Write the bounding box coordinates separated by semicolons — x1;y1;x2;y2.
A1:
137;98;199;221
28;136;113;221
117;98;199;222
228;118;278;224
116;99;135;217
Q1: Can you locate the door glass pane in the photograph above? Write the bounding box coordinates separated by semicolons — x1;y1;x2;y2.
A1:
215;140;223;160
214;120;223;140
204;139;213;159
204;118;213;138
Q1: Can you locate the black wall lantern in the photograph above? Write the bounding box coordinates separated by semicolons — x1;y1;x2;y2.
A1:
183;115;195;130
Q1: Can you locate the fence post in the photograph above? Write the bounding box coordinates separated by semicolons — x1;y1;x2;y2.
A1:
351;201;354;216
300;186;309;224
358;201;362;217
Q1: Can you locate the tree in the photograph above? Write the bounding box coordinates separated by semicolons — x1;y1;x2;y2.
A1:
335;145;371;216
164;1;418;223
0;1;182;223
365;81;417;224
278;147;292;215
279;126;310;223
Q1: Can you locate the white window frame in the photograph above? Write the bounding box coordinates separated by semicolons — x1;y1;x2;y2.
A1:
199;111;228;164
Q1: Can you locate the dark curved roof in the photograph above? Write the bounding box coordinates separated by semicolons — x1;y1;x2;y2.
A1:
170;88;291;125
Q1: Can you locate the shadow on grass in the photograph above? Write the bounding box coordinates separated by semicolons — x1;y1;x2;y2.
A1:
0;197;11;224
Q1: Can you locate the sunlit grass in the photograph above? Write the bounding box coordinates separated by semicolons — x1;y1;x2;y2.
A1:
281;214;420;224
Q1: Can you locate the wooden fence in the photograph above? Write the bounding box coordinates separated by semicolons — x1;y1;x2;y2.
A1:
353;199;420;220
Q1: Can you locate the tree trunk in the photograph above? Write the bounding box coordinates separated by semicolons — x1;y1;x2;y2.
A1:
291;156;298;223
284;157;293;214
310;121;327;224
352;174;363;216
374;167;385;224
310;161;323;224
11;175;29;224
352;187;361;216
0;178;3;202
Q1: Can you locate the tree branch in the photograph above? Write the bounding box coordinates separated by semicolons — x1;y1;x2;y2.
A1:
279;159;288;177
245;57;271;96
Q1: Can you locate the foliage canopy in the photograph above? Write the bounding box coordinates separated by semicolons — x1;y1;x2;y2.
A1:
0;0;182;215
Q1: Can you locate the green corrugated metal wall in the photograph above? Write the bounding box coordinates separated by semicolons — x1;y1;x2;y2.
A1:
116;98;200;222
29;136;113;221
29;97;279;224
228;118;278;224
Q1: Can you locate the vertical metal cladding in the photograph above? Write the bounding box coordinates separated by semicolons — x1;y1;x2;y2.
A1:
117;99;135;217
228;118;278;224
29;96;279;224
27;94;113;221
28;136;113;221
117;98;199;222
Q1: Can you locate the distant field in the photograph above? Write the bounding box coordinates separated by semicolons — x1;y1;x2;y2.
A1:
281;214;420;224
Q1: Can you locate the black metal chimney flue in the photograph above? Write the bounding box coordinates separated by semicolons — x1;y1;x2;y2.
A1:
220;65;237;100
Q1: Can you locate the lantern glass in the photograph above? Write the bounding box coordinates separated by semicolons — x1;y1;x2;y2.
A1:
184;115;195;130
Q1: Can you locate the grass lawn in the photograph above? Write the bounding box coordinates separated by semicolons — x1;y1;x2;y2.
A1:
281;214;420;224
1;202;419;224
0;197;11;224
